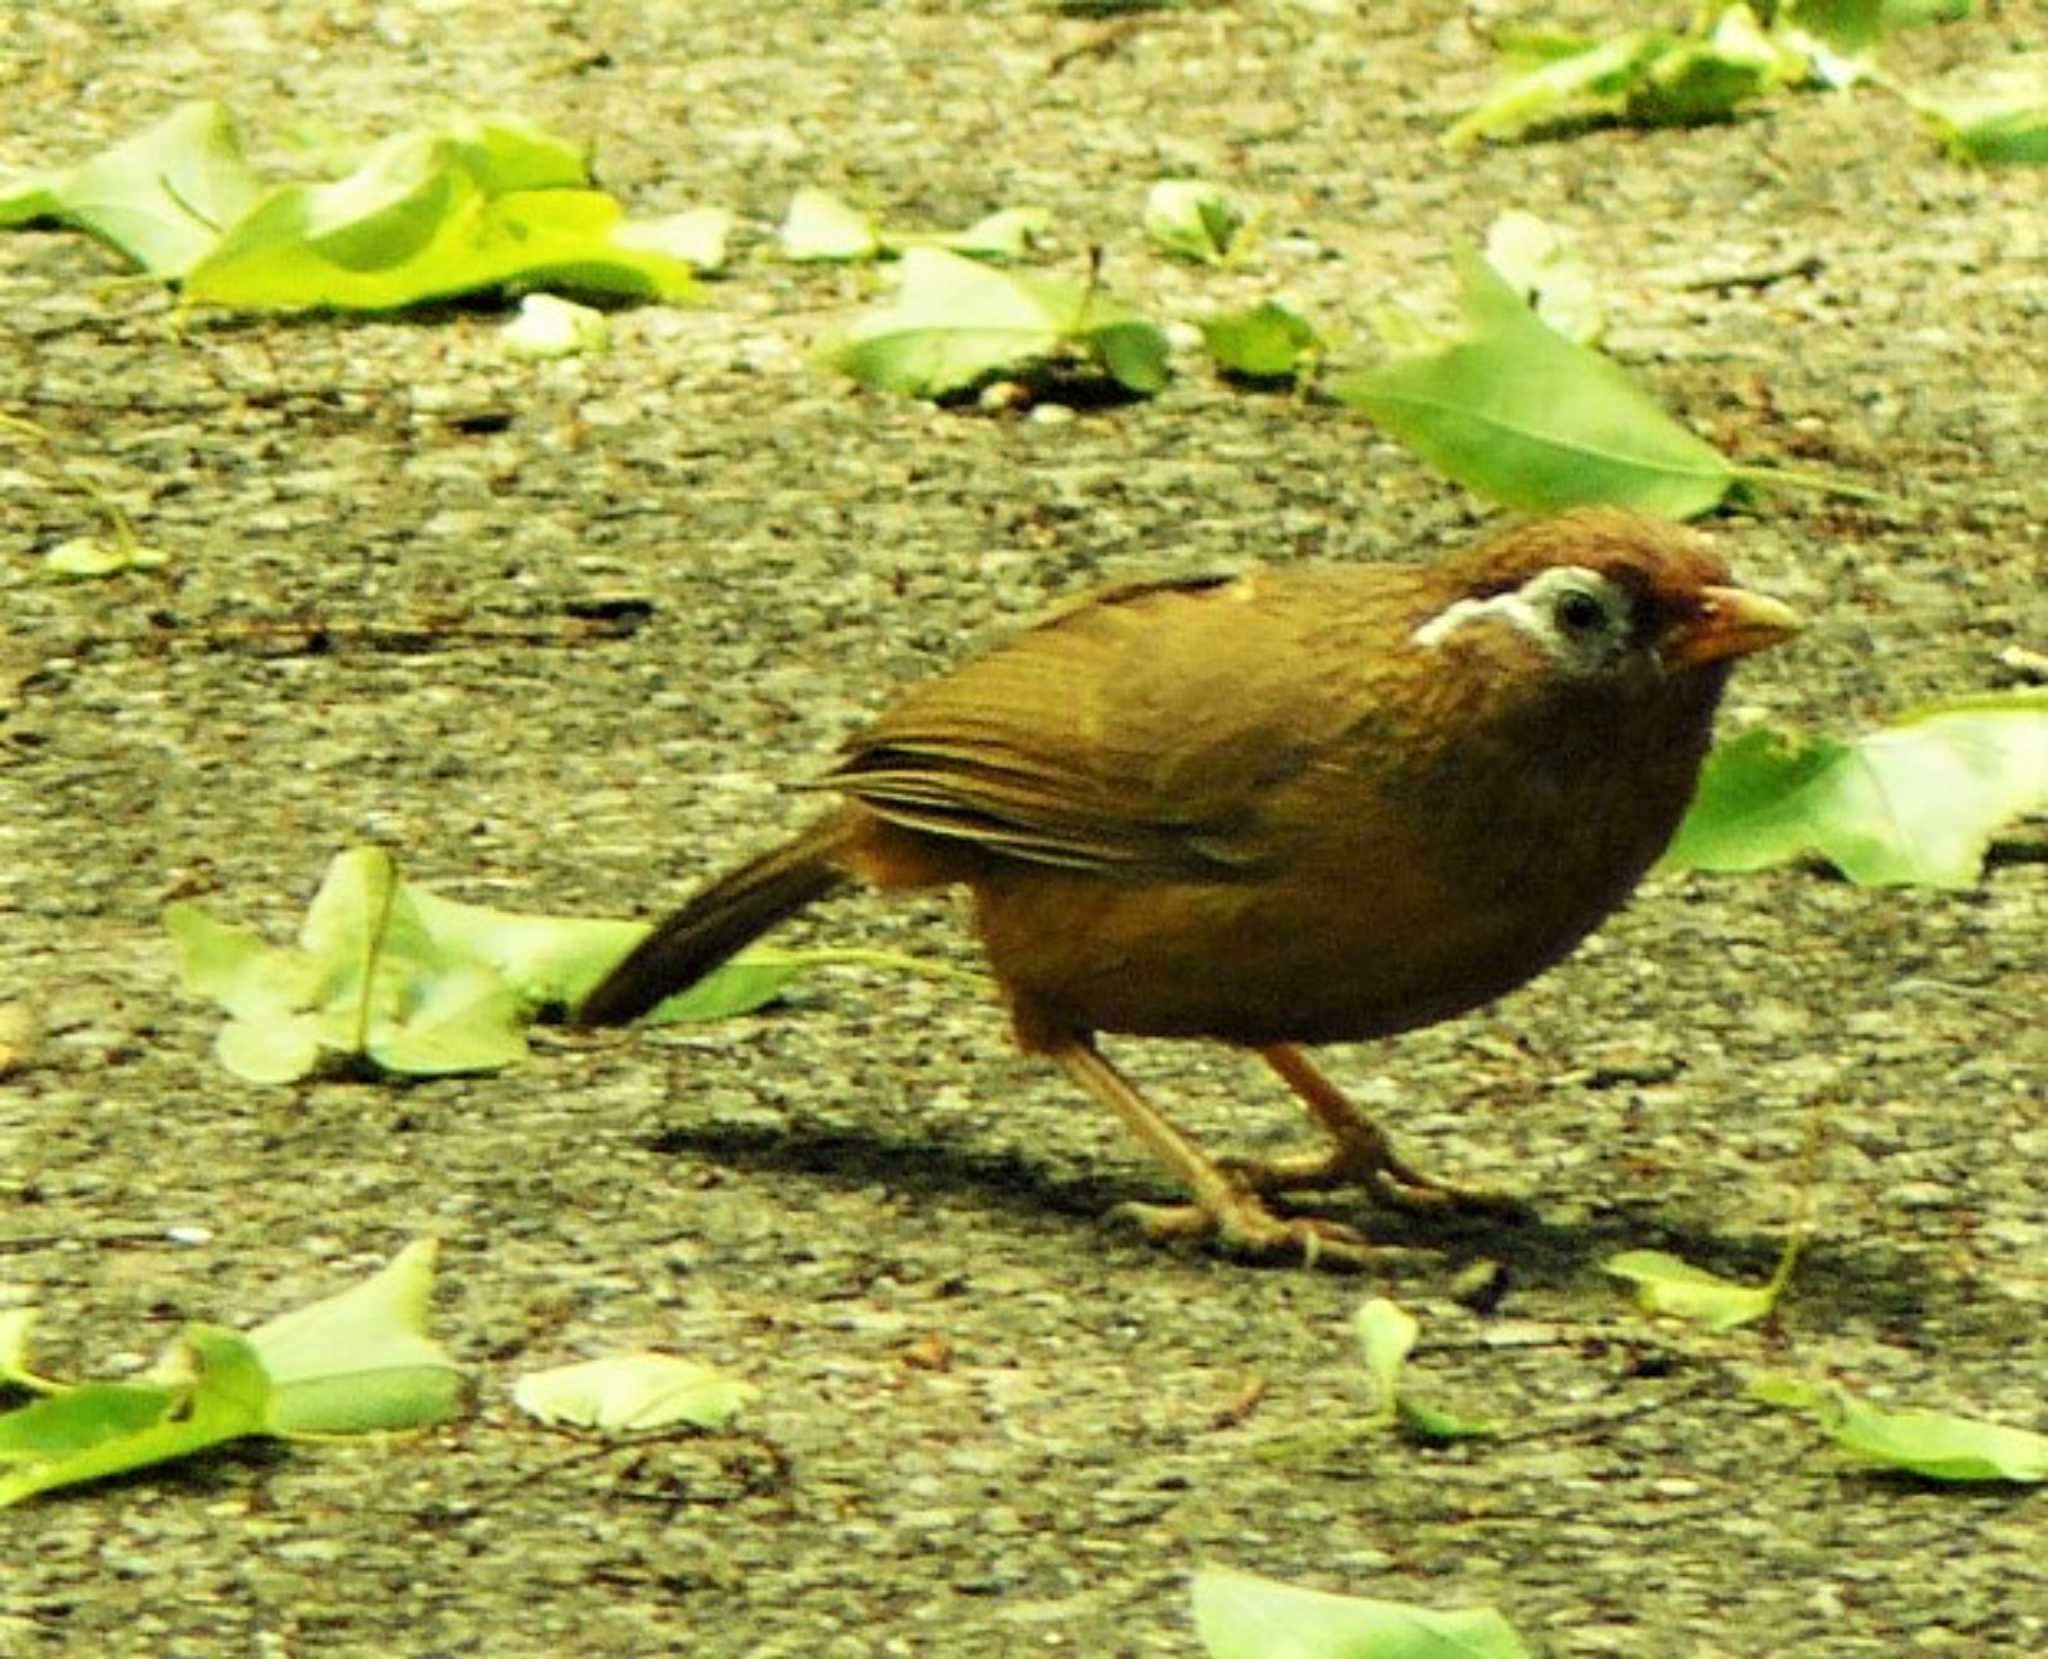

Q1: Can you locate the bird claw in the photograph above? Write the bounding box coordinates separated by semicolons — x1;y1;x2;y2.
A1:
1366;1167;1531;1220
1111;1198;1407;1273
1215;1144;1529;1221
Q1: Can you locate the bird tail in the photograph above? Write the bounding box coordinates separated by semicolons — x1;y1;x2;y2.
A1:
577;814;856;1026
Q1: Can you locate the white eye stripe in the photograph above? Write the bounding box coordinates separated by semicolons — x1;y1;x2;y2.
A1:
1411;566;1636;674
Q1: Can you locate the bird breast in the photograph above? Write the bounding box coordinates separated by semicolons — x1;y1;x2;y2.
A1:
977;685;1714;1052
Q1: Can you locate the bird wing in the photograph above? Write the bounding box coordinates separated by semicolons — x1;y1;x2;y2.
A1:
813;569;1401;877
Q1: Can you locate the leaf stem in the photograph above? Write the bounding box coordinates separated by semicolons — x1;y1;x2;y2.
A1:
748;946;990;991
1731;464;1909;509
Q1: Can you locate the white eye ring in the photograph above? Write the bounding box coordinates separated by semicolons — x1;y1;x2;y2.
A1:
1412;565;1634;676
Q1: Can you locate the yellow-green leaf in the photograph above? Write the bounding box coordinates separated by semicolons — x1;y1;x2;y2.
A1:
184;127;696;310
1604;1248;1782;1330
1753;1378;2048;1483
1909;64;2048;165
1144;180;1244;265
833;246;1167;399
513;1353;754;1433
1193;1565;1531;1659
250;1240;460;1436
1354;1297;1417;1423
1335;247;1735;517
0;100;259;276
1664;693;2048;887
0;1329;269;1508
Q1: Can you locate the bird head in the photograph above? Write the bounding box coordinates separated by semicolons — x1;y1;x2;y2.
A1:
1411;507;1802;701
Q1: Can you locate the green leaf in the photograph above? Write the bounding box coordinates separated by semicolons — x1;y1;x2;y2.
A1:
1093;317;1171;395
404;887;821;1024
299;849;529;1074
216;1012;326;1084
915;206;1049;261
1753;1379;2048;1483
1193;1565;1531;1659
1825;1400;2048;1482
0;1328;270;1507
0;107;672;305
1335;247;1736;517
1448;7;1816;148
832;246;1169;399
0;100;260;276
0;1383;185;1476
1445;30;1670;149
183;125;698;311
1200;301;1320;381
1771;24;1877;91
1882;0;1973;23
400;888;641;1011
166;900;325;1081
0;1244;458;1505
168;848;529;1080
614;206;735;271
0;174;60;234
361;958;527;1076
1604;1248;1784;1330
834;245;1053;395
512;1353;754;1433
1491;27;1602;71
43;536;171;579
645;948;814;1024
0;1309;46;1393
1624;7;1806;126
1354;1297;1417;1424
1663;693;2048;887
0;1382;179;1464
172;849;877;1079
438;114;589;195
1746;1371;1826;1411
1350;1297;1501;1444
1907;65;2048;165
248;1240;460;1436
779;187;882;261
1785;0;1973;58
1395;1395;1502;1443
297;843;402;1054
781;190;1049;263
1481;211;1604;345
1626;45;1765;127
1144;180;1244;265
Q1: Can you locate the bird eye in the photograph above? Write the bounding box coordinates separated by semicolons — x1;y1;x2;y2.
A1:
1555;588;1611;636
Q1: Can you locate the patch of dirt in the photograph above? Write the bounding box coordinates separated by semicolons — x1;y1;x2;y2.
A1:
2;4;2043;1655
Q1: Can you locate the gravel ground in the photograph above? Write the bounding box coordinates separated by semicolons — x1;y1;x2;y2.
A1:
2;3;2044;1655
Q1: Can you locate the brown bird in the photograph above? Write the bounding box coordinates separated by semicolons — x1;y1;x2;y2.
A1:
579;507;1800;1269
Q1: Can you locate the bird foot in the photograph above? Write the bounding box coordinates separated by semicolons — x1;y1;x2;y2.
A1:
1112;1197;1415;1273
1218;1140;1529;1221
1250;1045;1530;1221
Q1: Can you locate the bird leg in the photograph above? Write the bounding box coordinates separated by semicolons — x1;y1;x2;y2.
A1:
1051;1038;1401;1271
1231;1044;1528;1217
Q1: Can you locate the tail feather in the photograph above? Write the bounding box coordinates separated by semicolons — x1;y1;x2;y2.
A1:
577;814;856;1026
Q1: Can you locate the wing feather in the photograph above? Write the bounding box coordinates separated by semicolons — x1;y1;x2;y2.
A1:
805;566;1419;876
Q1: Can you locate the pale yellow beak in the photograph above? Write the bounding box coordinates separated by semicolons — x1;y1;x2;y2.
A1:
1661;584;1803;670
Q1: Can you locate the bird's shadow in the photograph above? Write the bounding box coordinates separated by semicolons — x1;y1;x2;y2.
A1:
638;1115;1931;1323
